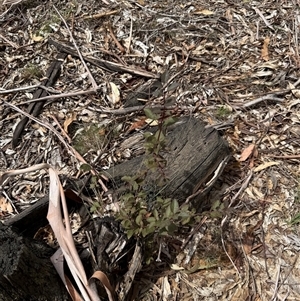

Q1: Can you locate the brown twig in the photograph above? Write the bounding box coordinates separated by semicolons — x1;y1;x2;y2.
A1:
267;154;300;159
53;5;98;90
17;89;96;105
87;104;185;115
48;114;72;144
107;23;126;54
232;76;300;108
81;10;119;20
0;32;19;48
49;38;158;78
0;84;63;95
126;16;133;54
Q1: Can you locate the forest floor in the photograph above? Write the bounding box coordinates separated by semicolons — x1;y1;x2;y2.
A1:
1;0;300;300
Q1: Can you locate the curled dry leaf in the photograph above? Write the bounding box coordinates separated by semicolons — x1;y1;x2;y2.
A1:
109;82;120;104
127;118;146;132
3;0;23;5
289;82;300;99
63;112;77;133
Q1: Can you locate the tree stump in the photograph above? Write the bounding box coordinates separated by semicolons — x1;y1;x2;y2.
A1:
106;116;230;202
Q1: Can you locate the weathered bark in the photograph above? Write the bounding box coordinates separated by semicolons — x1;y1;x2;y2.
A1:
106;116;230;202
0;223;70;301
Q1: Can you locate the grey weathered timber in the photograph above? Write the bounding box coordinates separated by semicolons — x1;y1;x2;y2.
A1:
106;116;230;202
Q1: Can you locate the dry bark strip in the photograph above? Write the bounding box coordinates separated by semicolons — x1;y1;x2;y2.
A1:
106;116;230;203
12;52;67;148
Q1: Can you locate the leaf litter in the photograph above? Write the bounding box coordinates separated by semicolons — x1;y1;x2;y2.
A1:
1;0;300;300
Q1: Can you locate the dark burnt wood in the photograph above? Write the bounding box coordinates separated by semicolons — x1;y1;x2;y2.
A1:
0;222;70;301
12;52;67;148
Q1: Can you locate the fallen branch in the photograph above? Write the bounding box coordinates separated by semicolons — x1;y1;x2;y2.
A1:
233;77;300;108
267;154;300;159
48;38;159;79
80;9;119;20
12;52;68;147
18;89;96;105
0;84;62;95
53;5;98;90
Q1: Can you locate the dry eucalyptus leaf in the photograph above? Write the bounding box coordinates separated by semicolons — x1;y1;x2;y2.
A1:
253;161;280;172
239;144;255;162
194;9;214;15
109;82;120;104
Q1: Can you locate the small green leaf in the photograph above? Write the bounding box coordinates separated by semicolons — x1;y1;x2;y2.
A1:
144;132;153;139
163;116;177;127
165;205;172;218
121;219;132;229
152;88;163;98
127;229;135;239
135;214;143;226
166;82;179;92
133;181;139;191
144;108;159;120
122;193;134;202
211;200;221;210
145;257;153;265
171;199;179;214
160;70;169;84
210;211;223;218
141;227;149;237
154;130;165;142
80;163;92;172
121;175;133;183
147;221;157;231
291;213;300;225
159;230;168;236
182;217;191;225
147;216;156;223
153;209;159;220
91;175;98;184
166;223;178;233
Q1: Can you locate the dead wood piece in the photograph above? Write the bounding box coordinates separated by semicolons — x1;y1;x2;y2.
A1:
106;117;230;202
0;223;69;301
3;195;49;237
85;216;139;301
118;244;142;301
12;52;67;148
48;38;158;79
